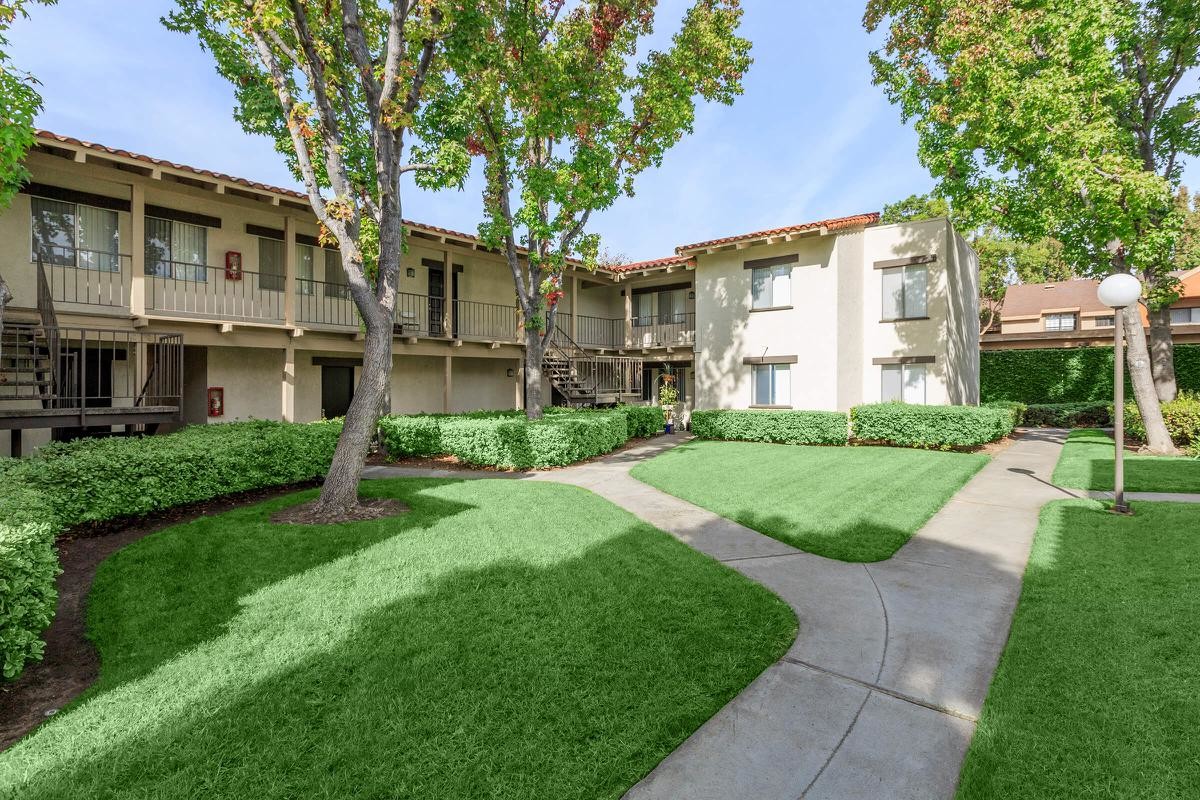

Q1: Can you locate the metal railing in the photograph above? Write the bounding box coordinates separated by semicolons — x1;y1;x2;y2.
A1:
297;278;359;329
32;245;130;309
395;291;435;336
454;299;520;342
0;322;183;409
146;262;285;323
576;314;624;348
632;312;696;348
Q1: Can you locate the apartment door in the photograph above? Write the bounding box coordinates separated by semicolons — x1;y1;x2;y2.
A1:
428;265;445;336
321;365;354;419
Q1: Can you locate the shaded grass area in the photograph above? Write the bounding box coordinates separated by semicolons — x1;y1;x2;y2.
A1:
0;479;796;799
630;440;988;562
957;500;1200;800
1051;428;1200;493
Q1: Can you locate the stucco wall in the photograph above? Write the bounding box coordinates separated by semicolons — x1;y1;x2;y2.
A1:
205;346;285;422
449;357;520;413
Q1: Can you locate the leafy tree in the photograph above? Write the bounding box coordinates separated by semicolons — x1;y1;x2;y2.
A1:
167;1;468;519
0;0;56;326
881;194;1073;333
865;0;1200;453
430;0;751;418
1175;186;1200;272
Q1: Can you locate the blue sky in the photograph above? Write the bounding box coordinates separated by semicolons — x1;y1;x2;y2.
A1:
11;1;1198;261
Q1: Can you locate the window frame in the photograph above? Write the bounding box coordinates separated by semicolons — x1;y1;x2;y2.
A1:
1043;312;1077;332
750;264;792;311
1170;307;1200;326
144;216;209;282
257;236;286;292
751;363;791;407
881;263;929;321
880;363;928;404
30;195;121;272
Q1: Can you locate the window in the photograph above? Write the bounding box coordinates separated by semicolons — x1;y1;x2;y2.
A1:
1095;316;1115;328
258;237;285;291
324;249;349;298
1170;308;1200;326
296;244;316;295
633;292;654;326
881;264;928;320
1043;312;1077;332
751;265;791;310
145;217;207;281
881;364;927;404
752;363;791;406
31;197;120;271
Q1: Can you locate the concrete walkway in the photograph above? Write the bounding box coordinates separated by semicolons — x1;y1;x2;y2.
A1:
365;428;1072;799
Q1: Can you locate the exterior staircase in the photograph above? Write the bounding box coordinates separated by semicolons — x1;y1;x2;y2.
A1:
543;322;642;407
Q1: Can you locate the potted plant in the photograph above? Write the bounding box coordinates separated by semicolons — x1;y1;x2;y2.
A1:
658;374;679;434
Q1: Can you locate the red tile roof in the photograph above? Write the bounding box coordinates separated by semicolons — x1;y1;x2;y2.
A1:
675;212;881;253
609;255;696;273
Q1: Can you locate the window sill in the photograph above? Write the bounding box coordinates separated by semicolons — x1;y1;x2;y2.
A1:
749;404;793;410
750;305;794;313
880;316;930;323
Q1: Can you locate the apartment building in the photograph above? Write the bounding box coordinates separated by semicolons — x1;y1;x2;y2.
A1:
982;270;1200;351
0;132;980;456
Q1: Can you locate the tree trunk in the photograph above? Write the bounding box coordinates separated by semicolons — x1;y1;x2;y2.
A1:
313;315;393;515
1146;306;1177;403
524;328;545;419
1122;306;1176;454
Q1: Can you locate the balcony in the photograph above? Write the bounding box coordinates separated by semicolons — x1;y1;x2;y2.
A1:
146;262;285;324
555;312;696;350
34;245;131;314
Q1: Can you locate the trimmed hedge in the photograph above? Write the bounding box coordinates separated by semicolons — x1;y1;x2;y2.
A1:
379;407;658;469
0;419;342;680
850;403;1014;449
691;409;850;445
1126;391;1200;447
983;400;1028;428
1023;402;1112;428
980;344;1200;404
0;484;61;679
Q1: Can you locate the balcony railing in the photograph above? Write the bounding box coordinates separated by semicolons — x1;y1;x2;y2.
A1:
34;245;130;310
632;312;696;348
576;314;624;348
297;278;358;329
146;262;285;323
454;299;520;342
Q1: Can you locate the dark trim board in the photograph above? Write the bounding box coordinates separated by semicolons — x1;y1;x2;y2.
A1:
743;355;798;365
312;356;363;368
872;355;936;365
20;182;131;212
246;223;284;241
631;282;692;296
873;254;937;270
146;204;222;229
0;406;181;430
743;253;800;270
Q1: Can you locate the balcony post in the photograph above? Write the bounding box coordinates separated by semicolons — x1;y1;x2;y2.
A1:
284;216;297;327
282;341;296;421
571;274;579;342
624;287;633;348
443;354;453;413
442;249;452;337
130;183;146;316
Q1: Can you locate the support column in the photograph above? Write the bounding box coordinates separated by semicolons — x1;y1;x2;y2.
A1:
571;274;580;341
624;287;633;348
443;354;453;413
442;248;453;338
129;183;146;316
283;216;297;328
282;342;296;422
515;362;525;410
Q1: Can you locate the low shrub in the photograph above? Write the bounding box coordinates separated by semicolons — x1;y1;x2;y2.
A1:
691;409;849;445
1126;391;1200;447
1023;402;1112;428
378;415;442;457
0;419;342;680
850;403;1013;449
0;484;61;680
616;405;666;438
438;411;628;469
983;400;1027;428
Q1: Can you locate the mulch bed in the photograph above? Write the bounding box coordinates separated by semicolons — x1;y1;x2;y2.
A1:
270;497;408;524
0;480;320;752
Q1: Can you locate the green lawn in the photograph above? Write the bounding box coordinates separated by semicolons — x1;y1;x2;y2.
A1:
957;500;1200;799
1051;428;1200;493
0;479;795;800
630;440;988;562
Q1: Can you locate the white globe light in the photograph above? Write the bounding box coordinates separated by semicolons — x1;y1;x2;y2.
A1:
1097;272;1142;308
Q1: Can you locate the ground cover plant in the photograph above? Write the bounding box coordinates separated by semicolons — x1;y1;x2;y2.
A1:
850;403;1014;449
1051;429;1200;493
630;440;988;561
0;478;794;799
957;500;1200;800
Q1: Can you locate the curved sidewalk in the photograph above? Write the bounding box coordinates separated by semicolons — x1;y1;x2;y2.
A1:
366;429;1071;799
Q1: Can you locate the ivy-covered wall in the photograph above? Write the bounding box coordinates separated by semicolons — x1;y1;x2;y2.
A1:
980;344;1200;403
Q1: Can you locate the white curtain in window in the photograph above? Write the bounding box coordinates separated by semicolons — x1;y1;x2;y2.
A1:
633;293;654;325
31;197;76;266
903;265;928;318
77;205;119;272
902;364;927;404
751;267;771;308
259;238;285;291
658;289;685;322
145;217;172;278
772;364;791;406
882;268;904;320
296;244;315;294
172;221;208;281
772;266;791;307
881;364;903;402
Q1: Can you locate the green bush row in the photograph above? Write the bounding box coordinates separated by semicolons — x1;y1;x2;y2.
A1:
691;409;849;445
0;419;342;680
1126;391;1200;447
980;344;1200;403
850;403;1014;449
1022;402;1112;428
379;407;663;469
983;400;1028;428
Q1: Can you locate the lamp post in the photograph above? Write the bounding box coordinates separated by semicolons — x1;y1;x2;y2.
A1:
1097;273;1143;515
